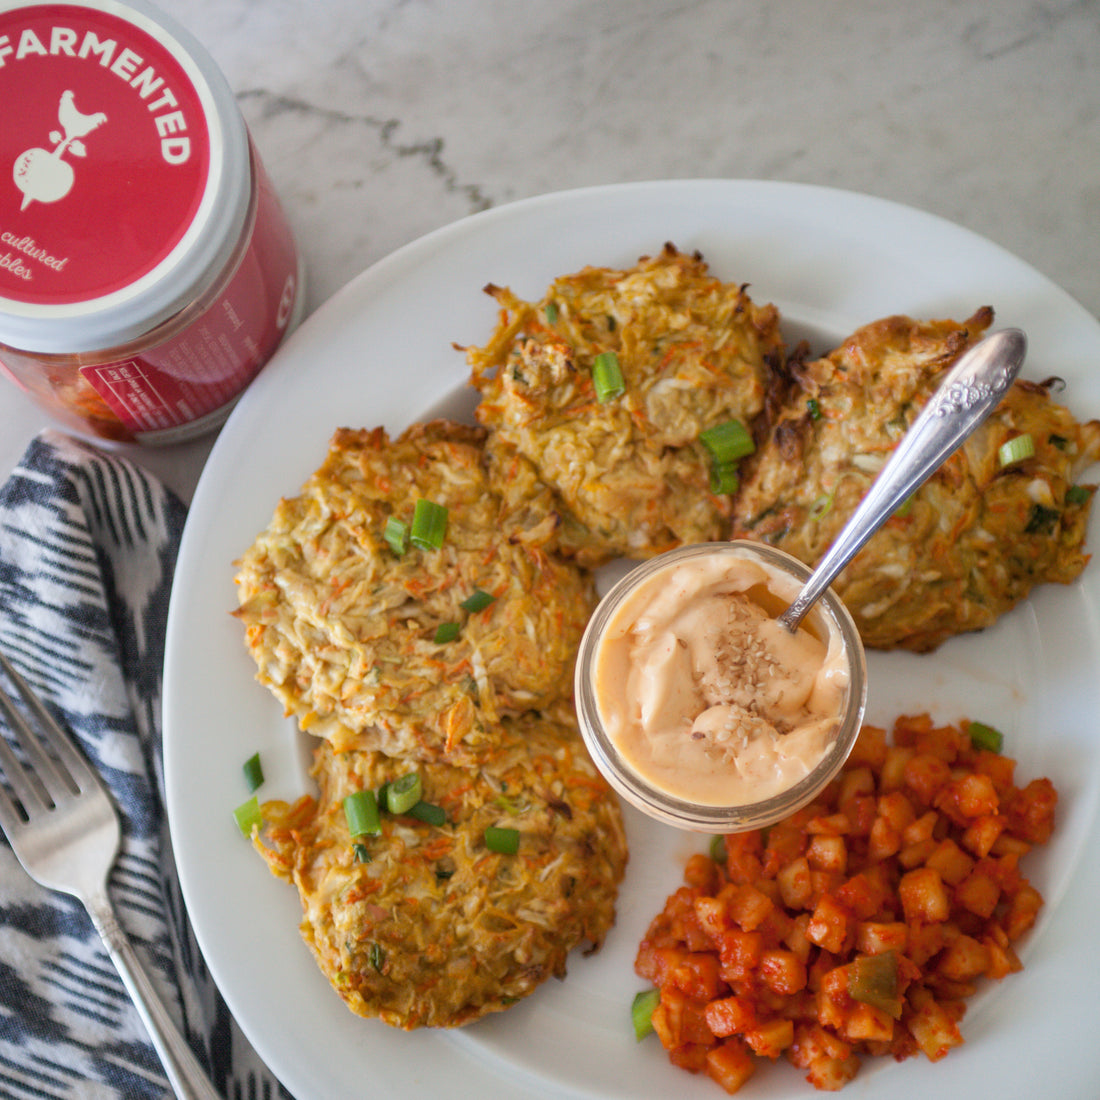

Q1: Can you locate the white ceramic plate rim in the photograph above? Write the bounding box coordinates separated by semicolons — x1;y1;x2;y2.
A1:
164;179;1100;1100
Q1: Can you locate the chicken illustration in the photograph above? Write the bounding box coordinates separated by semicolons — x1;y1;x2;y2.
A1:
12;90;108;210
58;89;108;139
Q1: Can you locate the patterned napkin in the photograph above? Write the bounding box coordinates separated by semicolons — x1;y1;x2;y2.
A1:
0;431;290;1100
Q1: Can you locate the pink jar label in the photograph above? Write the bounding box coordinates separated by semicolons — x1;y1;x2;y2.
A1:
0;3;210;305
78;155;299;439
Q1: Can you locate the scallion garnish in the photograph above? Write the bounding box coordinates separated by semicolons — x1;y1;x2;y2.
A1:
484;825;520;855
998;433;1035;468
369;944;385;972
708;462;739;495
591;351;625;403
809;491;834;521
434;621;461;644
631;989;661;1041
406;800;447;826
233;795;262;837
709;834;727;863
242;752;264;793
410;498;448;550
386;772;423;815
344;789;381;837
353;842;372;863
699;419;755;465
968;721;1004;754
1067;485;1091;505
460;588;496;613
545;302;558;324
806;397;823;421
1025;503;1060;534
383;515;408;555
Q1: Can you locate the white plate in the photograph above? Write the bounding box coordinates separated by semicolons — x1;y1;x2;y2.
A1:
164;180;1100;1100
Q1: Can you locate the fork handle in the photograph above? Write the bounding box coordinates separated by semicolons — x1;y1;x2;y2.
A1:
85;889;225;1100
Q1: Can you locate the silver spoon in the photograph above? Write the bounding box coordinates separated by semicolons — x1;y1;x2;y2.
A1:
777;327;1027;632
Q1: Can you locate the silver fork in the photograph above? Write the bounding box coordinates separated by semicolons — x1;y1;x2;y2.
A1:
0;649;223;1100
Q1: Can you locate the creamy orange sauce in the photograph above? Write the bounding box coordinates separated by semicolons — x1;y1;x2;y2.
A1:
593;551;851;806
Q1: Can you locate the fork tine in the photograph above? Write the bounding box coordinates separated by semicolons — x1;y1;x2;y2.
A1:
0;721;41;826
0;651;86;807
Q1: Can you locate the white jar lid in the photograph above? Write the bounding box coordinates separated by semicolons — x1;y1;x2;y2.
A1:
0;0;250;354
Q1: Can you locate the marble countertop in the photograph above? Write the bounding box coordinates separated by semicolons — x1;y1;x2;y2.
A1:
2;0;1098;501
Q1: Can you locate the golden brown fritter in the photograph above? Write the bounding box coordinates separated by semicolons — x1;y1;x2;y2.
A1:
254;705;629;1029
466;243;784;566
233;421;596;762
732;309;1100;651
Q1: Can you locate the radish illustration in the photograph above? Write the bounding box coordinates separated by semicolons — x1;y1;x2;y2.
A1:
13;90;107;211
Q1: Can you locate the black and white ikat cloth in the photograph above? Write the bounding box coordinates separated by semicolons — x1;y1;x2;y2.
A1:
0;432;289;1100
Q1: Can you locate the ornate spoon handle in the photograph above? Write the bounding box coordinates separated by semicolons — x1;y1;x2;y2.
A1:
778;327;1027;632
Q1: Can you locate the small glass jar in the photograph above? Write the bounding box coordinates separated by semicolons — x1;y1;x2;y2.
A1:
0;0;302;444
575;541;867;833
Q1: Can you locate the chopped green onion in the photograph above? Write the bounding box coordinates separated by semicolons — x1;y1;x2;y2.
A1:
998;433;1035;468
809;491;834;521
233;795;262;837
369;943;385;972
893;494;915;518
352;842;372;863
410;498;448;550
406;800;447;826
699;420;755;464
545;302;558;323
1049;433;1068;450
708;462;739;495
591;351;625;403
968;721;1004;754
806;397;823;421
242;752;264;793
709;835;727;863
344;789;381;837
484;825;520;854
460;588;496;613
1025;504;1060;535
386;772;424;815
434;621;461;644
1067;485;1091;505
383;515;408;555
631;989;661;1041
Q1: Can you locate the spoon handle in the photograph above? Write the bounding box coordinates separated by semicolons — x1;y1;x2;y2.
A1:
777;327;1027;632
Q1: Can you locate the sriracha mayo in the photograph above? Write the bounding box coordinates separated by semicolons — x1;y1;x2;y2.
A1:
575;541;867;833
